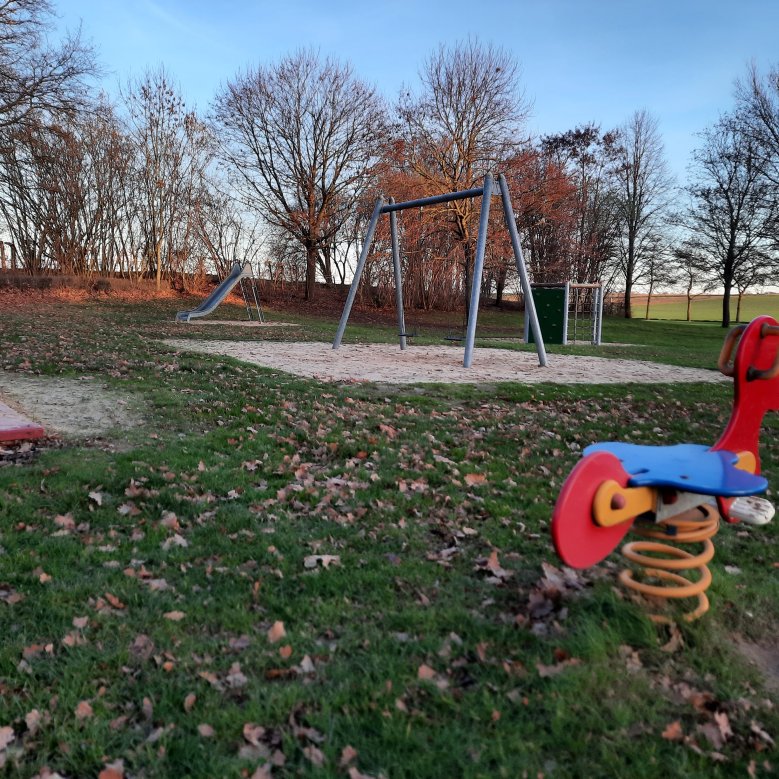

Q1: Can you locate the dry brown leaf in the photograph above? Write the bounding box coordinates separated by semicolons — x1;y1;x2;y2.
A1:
340;745;359;767
660;622;684;653
303;745;326;767
98;761;124;779
75;700;93;720
279;644;293;659
714;711;733;742
0;726;14;751
417;664;436;681
249;766;272;779
661;720;684;741
197;723;215;738
53;513;75;530
243;722;266;746
104;592;125;610
267;621;286;644
160;511;179;530
183;693;196;713
129;634;155;661
163;610;186;622
464;472;487;487
72;616;89;629
25;709;42;736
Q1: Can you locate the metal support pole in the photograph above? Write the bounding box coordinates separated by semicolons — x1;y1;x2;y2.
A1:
239;278;253;321
463;174;493;368
332;197;385;349
250;276;264;323
497;174;548;367
389;200;407;350
596;284;604;345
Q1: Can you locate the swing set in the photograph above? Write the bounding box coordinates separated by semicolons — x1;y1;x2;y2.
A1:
332;173;548;368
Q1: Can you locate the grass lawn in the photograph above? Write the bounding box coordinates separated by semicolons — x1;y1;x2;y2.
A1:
636;293;779;323
0;294;777;778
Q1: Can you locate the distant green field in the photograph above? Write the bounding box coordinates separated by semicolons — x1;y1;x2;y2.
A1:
636;293;779;321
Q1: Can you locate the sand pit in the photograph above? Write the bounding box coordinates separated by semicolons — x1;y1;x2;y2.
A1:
163;339;727;386
0;372;144;439
175;320;297;328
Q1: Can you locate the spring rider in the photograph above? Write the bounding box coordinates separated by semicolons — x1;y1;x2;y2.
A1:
551;316;778;622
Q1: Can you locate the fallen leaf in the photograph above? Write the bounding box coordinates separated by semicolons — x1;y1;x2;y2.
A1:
225;662;248;688
160;511;179;530
72;616;89;629
163;611;186;622
660;622;683;653
0;726;14;751
183;694;196;713
714;711;733;742
303;554;341;570
75;700;93;720
249;766;272;779
340;745;358;767
129;634;155;661
661;720;684;741
303;745;325;767
88;491;103;506
243;723;266;746
161;533;188;550
464;473;487;487
53;513;75;530
417;664;437;681
104;592;125;610
197;723;215;737
98;760;124;779
279;645;293;659
25;709;42;735
267;621;286;644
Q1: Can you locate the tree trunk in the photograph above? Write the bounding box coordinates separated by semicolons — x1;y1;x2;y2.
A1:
722;282;731;328
736;292;743;322
623;277;633;318
645;285;653;319
495;265;507;307
305;242;317;301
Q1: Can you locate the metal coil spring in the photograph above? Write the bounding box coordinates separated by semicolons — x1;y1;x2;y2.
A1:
618;503;719;623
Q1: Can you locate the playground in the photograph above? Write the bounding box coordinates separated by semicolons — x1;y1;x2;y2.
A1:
0;291;777;778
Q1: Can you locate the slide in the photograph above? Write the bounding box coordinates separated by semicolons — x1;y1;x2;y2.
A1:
175;262;253;322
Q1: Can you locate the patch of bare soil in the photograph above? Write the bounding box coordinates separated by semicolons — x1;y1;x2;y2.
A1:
163;340;727;386
0;371;144;442
733;635;779;694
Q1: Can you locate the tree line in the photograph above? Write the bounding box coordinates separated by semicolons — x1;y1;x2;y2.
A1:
0;1;777;325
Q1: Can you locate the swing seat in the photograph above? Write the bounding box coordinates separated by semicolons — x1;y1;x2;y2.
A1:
584;441;767;497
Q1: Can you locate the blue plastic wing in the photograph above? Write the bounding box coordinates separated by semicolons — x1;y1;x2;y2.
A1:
583;442;767;496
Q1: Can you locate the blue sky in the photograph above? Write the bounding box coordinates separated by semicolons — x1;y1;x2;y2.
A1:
54;0;779;180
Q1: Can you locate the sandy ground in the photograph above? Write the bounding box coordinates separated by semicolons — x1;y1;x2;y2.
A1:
163;339;727;386
175;320;297;328
0;372;143;439
0;341;725;443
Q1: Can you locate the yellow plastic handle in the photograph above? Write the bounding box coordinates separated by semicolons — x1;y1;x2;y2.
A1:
593;480;656;527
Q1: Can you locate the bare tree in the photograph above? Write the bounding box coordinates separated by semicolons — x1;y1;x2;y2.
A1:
682;115;773;327
213;49;386;300
614;110;674;317
0;0;97;133
540;125;621;285
735;63;779;188
672;243;716;321
123;67;212;289
396;39;530;312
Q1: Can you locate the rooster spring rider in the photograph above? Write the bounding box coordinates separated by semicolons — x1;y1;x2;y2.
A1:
551;316;778;622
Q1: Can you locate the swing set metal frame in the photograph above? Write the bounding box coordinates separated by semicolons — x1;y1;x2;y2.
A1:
332;173;547;368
